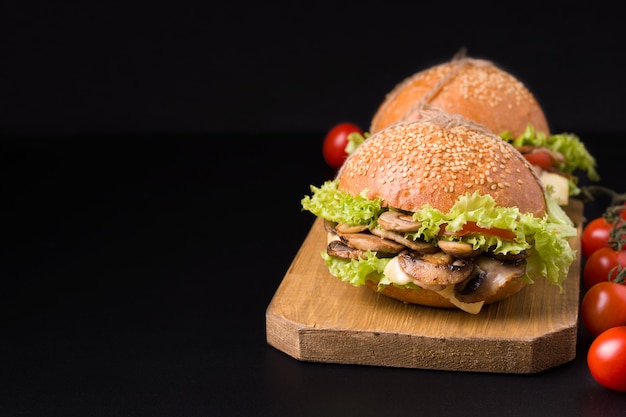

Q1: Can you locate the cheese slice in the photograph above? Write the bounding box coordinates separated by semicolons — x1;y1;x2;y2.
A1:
327;233;340;245
539;171;569;205
435;285;484;315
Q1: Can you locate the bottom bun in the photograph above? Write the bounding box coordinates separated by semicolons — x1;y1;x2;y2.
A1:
364;279;528;309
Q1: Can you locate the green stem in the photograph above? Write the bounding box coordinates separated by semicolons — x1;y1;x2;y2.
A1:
611;264;626;284
580;185;626;206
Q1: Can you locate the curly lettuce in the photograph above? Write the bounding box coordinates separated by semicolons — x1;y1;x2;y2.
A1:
344;131;369;155
302;180;577;291
301;180;383;226
499;124;600;196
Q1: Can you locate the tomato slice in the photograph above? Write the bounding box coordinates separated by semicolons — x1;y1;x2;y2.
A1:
439;221;516;240
523;150;554;170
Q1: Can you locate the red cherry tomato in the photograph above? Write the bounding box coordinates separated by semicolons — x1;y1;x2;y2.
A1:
581;281;626;337
322;122;363;169
581;217;612;259
587;326;626;391
583;247;626;289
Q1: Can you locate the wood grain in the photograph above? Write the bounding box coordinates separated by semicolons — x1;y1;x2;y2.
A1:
266;199;583;374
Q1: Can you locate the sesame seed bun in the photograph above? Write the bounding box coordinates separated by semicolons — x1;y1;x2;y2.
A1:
370;56;550;138
336;112;547;308
339;111;547;217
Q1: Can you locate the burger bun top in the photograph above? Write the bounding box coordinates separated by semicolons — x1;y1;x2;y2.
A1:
338;110;547;217
370;56;550;138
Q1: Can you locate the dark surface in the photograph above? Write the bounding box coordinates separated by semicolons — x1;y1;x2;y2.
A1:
0;132;625;416
3;2;624;414
2;1;625;135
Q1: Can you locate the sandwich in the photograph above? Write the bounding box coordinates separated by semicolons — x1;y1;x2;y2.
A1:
301;110;577;314
368;50;599;204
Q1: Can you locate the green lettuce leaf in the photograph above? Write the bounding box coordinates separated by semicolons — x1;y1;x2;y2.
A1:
499;124;600;196
301;180;383;226
344;131;369;155
321;250;389;286
302;180;577;291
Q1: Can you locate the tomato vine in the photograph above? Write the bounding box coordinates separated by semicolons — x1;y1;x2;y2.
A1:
580;186;626;284
579;186;626;391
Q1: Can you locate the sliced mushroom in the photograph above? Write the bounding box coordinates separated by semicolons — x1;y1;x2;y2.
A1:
327;240;366;260
340;232;405;254
370;227;439;253
323;219;338;235
397;250;474;287
336;223;369;234
486;249;530;262
378;211;422;233
454;255;526;303
437;240;481;258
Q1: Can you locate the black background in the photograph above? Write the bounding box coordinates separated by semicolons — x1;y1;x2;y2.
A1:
2;0;625;135
2;2;626;416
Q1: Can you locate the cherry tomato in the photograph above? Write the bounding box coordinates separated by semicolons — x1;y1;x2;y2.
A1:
581;281;626;337
581;217;612;259
322;122;363;169
583;247;626;289
587;326;626;391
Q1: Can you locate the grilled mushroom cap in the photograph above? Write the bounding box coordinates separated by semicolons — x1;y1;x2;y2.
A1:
454;256;526;303
397;250;474;288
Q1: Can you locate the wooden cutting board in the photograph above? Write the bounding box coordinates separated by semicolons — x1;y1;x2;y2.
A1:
266;199;583;374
